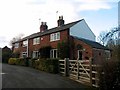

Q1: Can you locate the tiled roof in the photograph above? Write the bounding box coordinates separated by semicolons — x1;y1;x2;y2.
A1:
13;19;83;43
73;36;110;50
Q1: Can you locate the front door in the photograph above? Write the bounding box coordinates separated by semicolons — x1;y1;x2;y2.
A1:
78;50;82;60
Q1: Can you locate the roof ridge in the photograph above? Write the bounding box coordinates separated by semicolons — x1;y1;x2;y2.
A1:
72;36;110;50
48;19;83;31
13;19;83;43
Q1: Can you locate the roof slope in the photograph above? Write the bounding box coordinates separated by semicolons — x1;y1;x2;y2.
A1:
73;36;110;50
14;19;83;43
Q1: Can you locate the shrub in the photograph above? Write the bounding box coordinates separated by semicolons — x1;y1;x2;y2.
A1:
47;58;59;73
8;58;17;65
17;58;26;66
35;58;59;73
15;58;21;65
57;41;70;59
12;52;20;58
35;60;40;69
29;58;38;68
2;46;12;63
99;60;120;90
15;57;31;66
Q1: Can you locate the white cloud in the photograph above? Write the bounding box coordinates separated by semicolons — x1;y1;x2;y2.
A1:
0;0;118;47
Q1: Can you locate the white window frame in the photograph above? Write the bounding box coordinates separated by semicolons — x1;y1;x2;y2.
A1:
32;51;39;58
21;52;27;58
105;50;111;60
50;32;60;42
33;37;40;45
14;43;19;48
50;49;58;58
23;40;28;47
56;32;60;40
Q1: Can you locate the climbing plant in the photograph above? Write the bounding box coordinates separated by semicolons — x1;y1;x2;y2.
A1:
57;41;70;59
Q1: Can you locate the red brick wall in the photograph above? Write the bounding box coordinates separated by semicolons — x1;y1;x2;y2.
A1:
69;36;93;60
13;29;69;57
92;48;106;64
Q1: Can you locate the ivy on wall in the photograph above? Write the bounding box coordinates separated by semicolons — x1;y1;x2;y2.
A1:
57;41;70;59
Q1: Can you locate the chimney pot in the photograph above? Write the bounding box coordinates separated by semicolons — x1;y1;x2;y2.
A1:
40;22;48;32
57;16;64;27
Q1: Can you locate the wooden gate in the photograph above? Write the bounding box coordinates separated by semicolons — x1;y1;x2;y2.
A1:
59;58;100;87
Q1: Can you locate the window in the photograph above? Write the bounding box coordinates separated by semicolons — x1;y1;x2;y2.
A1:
33;37;40;45
23;40;28;47
57;32;60;40
50;49;58;58
21;52;27;58
32;51;39;58
14;43;19;48
50;32;60;41
105;50;111;60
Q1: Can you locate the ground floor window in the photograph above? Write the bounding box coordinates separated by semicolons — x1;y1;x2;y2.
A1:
78;50;82;60
32;51;39;58
21;52;27;58
50;49;58;58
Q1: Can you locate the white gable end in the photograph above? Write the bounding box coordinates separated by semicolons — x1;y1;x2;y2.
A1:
70;19;96;41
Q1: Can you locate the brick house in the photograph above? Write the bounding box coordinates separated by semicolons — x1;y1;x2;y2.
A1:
12;16;110;62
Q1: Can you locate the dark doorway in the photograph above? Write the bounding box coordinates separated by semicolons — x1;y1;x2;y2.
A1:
78;50;82;60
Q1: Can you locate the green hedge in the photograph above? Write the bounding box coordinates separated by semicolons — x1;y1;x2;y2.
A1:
15;57;31;66
29;58;38;68
8;57;59;74
34;58;59;73
8;58;17;65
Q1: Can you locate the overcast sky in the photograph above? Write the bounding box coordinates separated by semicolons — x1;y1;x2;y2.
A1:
0;0;119;48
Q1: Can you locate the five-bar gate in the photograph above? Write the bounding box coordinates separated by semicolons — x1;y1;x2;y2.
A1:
59;58;100;87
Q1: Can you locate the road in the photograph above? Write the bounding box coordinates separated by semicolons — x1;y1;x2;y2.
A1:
2;63;89;89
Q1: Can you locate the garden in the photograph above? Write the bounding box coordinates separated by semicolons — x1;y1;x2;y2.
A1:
8;57;59;74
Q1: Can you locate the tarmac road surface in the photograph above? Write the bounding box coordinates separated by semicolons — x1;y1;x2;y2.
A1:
2;63;89;89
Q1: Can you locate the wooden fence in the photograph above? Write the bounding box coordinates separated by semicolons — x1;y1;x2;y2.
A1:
59;58;100;87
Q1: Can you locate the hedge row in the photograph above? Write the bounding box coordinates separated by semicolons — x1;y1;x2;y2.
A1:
34;58;59;73
8;58;59;74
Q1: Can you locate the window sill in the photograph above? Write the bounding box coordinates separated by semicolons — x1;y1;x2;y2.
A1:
33;43;40;45
50;39;60;42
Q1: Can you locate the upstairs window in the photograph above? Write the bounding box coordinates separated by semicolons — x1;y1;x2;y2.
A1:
50;32;60;41
33;37;40;45
14;43;19;48
23;40;28;47
105;50;111;60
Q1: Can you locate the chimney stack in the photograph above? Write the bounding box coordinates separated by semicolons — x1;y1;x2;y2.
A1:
40;22;48;32
57;16;64;27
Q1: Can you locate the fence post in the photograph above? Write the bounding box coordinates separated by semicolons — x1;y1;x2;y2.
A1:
89;58;93;86
77;58;79;80
64;58;69;76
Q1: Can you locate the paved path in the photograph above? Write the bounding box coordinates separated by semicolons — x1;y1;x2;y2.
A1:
2;64;89;89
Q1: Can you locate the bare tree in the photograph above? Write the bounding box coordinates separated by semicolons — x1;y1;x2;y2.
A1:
97;31;108;45
9;33;24;46
98;27;120;46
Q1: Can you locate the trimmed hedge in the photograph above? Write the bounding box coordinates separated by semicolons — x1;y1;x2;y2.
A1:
29;58;38;68
15;57;31;66
8;57;59;74
36;58;59;73
8;58;17;65
29;58;59;73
